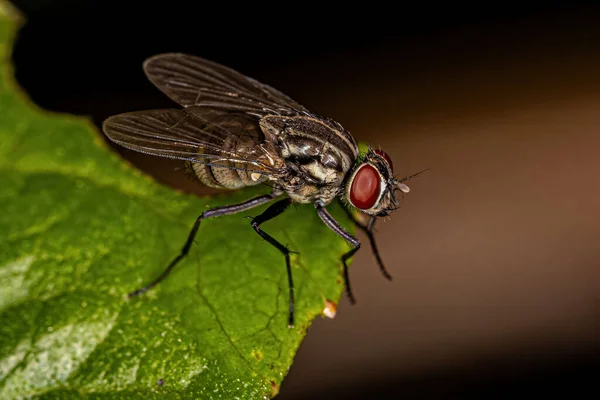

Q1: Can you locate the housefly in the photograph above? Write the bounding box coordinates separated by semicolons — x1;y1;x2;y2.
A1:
102;53;424;327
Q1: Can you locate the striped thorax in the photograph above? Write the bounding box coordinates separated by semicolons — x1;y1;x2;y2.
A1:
260;115;358;205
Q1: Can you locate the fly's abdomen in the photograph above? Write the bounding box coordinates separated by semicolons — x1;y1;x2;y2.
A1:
183;111;271;189
189;136;268;189
190;158;265;189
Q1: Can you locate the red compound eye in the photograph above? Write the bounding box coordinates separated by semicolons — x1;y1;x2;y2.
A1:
374;150;393;172
349;164;381;209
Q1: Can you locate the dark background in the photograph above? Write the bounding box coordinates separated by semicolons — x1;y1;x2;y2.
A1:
9;1;600;398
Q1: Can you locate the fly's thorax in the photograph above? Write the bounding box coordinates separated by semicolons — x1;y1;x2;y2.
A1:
260;114;358;203
284;181;341;204
260;115;357;172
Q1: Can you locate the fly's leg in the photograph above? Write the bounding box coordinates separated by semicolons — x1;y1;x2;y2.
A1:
340;202;392;280
128;191;280;298
315;201;361;304
249;198;296;328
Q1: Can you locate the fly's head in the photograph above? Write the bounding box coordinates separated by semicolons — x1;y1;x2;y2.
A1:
345;148;422;217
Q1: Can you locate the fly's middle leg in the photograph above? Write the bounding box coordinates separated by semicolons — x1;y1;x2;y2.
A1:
249;198;296;328
127;191;280;298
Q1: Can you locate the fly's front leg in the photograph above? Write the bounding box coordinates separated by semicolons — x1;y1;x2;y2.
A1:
128;191;280;298
340;201;392;280
248;198;296;327
315;200;361;304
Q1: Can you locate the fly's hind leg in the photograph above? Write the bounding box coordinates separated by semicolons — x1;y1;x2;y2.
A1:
128;191;280;298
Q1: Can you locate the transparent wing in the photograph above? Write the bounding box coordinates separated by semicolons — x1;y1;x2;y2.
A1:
102;107;281;175
143;53;312;117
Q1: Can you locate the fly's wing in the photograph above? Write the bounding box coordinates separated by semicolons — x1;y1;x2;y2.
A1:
102;107;282;175
143;53;312;117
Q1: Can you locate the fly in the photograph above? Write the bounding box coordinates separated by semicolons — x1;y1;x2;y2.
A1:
102;53;425;328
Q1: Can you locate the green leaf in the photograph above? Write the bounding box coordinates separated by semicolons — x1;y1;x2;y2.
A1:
0;5;351;399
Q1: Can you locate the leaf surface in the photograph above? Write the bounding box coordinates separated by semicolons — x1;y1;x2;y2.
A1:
0;5;350;398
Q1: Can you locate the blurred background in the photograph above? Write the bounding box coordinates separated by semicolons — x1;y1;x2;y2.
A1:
9;1;599;397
